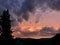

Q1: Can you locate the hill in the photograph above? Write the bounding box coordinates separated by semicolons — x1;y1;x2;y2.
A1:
14;33;60;45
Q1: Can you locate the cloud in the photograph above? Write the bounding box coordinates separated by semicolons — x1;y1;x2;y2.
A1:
33;0;60;10
0;0;60;22
40;27;57;36
11;0;60;38
0;0;60;38
19;0;35;21
22;13;29;21
48;0;60;10
20;0;60;21
20;0;34;13
12;26;58;38
21;31;40;36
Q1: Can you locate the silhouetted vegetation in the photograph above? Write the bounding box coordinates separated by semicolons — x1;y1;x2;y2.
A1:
0;10;60;45
14;33;60;45
0;10;14;45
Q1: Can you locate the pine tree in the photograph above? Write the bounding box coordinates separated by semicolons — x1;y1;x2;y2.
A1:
1;10;14;45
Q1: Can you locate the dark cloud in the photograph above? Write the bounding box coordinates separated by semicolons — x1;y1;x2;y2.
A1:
20;0;60;21
0;0;60;22
48;0;60;10
20;0;34;13
20;0;35;21
20;31;39;36
17;17;23;23
0;0;21;10
40;27;57;36
22;13;29;21
0;0;60;14
32;0;60;10
33;0;60;10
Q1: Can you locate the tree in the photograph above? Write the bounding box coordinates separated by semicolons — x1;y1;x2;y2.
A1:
1;10;14;45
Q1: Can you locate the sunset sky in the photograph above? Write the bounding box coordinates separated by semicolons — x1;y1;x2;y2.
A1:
0;0;60;39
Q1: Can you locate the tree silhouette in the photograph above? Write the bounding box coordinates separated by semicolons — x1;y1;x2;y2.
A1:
0;10;14;45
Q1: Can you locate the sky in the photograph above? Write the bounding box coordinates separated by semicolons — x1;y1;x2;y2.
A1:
0;0;60;39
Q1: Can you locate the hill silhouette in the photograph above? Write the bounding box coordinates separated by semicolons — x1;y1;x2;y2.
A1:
0;10;60;45
50;33;60;45
14;33;60;45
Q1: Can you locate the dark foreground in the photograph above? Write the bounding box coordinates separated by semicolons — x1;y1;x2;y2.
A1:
14;33;60;45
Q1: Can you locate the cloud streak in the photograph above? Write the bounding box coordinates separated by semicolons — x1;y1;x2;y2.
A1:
12;27;59;38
